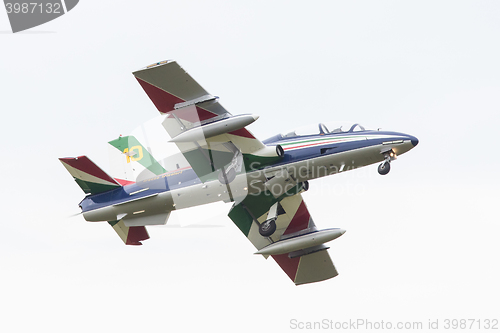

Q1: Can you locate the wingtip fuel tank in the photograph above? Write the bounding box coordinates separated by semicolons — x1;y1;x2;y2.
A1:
169;114;258;143
255;228;346;256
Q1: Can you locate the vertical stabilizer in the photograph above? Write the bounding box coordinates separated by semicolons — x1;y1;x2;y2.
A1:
108;135;167;178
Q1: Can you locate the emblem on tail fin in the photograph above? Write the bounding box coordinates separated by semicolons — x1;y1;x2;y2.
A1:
108;135;167;176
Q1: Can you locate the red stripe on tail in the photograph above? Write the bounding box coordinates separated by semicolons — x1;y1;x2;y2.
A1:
114;178;135;186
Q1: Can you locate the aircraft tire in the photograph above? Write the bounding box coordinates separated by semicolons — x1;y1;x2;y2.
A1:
378;162;391;175
259;219;277;237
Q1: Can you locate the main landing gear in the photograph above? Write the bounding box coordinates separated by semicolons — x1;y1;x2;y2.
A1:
259;218;277;237
378;149;396;176
258;202;280;237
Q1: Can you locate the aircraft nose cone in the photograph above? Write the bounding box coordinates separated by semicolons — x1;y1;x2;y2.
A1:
411;136;419;147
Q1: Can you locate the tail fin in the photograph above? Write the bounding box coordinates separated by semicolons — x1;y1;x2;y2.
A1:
60;156;150;245
108;135;167;177
59;156;122;195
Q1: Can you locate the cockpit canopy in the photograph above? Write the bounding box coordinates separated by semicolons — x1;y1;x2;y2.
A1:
281;122;367;138
263;122;369;144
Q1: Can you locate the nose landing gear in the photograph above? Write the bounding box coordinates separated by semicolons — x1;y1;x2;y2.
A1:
378;149;397;175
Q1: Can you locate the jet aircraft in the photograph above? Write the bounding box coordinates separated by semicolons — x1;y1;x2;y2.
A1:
60;60;418;285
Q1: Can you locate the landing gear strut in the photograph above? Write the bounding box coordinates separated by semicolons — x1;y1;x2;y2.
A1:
378;149;396;175
259;202;279;237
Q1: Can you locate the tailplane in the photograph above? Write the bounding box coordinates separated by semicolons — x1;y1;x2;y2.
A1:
60;155;151;245
108;220;150;245
59;156;122;195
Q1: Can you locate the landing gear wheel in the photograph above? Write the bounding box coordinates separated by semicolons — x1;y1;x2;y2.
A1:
259;219;277;237
218;168;236;184
378;161;391;175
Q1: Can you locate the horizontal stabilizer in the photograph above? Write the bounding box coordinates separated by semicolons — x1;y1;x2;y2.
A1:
59;156;121;195
108;220;149;246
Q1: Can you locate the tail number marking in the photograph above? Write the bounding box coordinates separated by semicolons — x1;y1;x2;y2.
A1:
123;146;143;163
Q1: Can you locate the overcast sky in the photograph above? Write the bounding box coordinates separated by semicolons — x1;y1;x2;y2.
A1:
1;1;499;332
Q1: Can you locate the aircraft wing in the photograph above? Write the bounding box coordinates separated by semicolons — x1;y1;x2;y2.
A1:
133;60;282;182
133;60;232;122
228;189;339;285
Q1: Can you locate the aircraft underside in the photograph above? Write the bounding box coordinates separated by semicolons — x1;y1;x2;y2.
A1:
60;60;418;285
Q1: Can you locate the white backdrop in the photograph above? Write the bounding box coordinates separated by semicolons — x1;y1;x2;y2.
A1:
1;1;499;332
